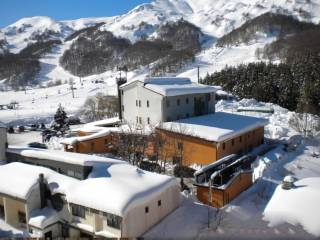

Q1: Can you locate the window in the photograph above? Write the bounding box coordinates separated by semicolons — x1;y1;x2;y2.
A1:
67;170;75;177
239;136;242;143
139;100;141;107
177;99;180;106
136;100;138;107
222;143;226;150
139;117;142;124
122;105;124;112
147;100;150;108
136;116;139;123
158;200;162;207
248;133;250;138
147;117;150;124
186;113;190;118
91;142;95;151
121;90;124;95
0;205;4;219
105;212;121;229
206;93;211;101
232;139;234;146
167;117;171;122
177;142;183;150
18;211;26;224
186;98;189;104
71;204;85;218
166;100;170;108
145;206;149;214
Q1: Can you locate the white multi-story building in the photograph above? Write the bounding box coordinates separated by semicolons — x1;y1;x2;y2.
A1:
119;77;217;125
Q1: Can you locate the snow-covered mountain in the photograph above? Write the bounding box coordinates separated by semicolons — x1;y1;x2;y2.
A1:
1;0;319;53
0;0;319;122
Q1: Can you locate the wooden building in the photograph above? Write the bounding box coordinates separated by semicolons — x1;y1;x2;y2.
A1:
156;112;268;166
194;154;256;208
196;171;253;208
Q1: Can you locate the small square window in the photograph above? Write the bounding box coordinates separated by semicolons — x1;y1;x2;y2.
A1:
122;105;124;111
147;100;150;108
139;100;141;107
158;200;162;206
239;136;242;142
136;100;138;106
222;143;226;150
145;207;149;213
147;117;150;124
139;117;142;124
136;116;139;123
186;98;189;104
18;211;26;224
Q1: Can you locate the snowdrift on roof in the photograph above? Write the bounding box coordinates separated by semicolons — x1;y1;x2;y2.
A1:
264;178;320;237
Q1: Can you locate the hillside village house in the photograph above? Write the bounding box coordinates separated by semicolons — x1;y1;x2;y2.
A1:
61;118;120;154
0;149;181;238
119;77;216;125
156;112;268;166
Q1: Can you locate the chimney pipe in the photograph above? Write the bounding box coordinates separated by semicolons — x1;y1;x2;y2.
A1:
38;173;46;209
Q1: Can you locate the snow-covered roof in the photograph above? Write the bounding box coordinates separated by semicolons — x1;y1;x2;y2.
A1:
28;207;60;229
159;112;268;142
0;162;77;200
2;151;178;217
71;118;120;134
121;77;216;97
264;177;320;237
60;128;116;145
85;117;120;127
194;154;237;176
7;146;123;166
67;163;178;216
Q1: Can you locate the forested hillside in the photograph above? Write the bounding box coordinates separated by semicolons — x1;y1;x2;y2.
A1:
216;12;318;47
0;40;61;89
61;19;203;77
203;52;320;114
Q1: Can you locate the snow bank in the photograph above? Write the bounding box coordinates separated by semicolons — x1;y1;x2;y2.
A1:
264;178;320;237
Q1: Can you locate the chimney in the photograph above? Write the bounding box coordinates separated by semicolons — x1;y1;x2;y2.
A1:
38;173;46;208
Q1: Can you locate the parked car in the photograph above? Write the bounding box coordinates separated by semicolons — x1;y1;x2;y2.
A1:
28;142;48;149
7;126;14;134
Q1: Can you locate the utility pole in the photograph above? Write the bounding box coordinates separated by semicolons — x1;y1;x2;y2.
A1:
70;80;75;98
197;65;200;84
208;178;212;228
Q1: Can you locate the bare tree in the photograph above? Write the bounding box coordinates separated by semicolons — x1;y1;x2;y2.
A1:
289;112;320;137
81;93;118;122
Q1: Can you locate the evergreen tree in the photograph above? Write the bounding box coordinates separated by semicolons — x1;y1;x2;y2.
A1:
52;104;69;135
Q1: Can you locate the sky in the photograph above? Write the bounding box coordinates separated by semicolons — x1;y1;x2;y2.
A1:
0;0;152;28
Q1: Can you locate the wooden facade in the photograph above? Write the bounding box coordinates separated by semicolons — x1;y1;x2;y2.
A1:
196;171;253;208
63;133;115;154
156;127;264;166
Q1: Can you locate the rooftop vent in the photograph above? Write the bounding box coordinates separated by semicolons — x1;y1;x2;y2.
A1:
282;175;295;190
